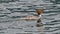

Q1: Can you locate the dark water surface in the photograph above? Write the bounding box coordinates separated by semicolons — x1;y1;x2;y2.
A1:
0;0;60;34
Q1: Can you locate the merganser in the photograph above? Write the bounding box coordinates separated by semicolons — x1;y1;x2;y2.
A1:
20;9;43;20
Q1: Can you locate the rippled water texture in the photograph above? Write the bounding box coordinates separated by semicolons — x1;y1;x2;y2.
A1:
0;0;60;34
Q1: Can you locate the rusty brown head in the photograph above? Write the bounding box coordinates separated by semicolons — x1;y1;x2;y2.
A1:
36;9;43;15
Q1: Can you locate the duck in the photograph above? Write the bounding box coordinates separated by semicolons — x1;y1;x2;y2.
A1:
20;9;43;20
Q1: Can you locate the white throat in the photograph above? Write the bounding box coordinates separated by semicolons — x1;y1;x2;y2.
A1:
38;15;42;18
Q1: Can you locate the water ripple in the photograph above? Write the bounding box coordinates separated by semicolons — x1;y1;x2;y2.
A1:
0;0;60;34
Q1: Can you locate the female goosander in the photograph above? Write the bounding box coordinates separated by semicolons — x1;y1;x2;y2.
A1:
20;9;43;20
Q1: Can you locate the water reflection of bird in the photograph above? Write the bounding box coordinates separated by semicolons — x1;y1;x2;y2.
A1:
20;9;43;20
36;18;43;27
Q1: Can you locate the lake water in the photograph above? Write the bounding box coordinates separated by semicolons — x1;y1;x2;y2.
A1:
0;0;60;34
